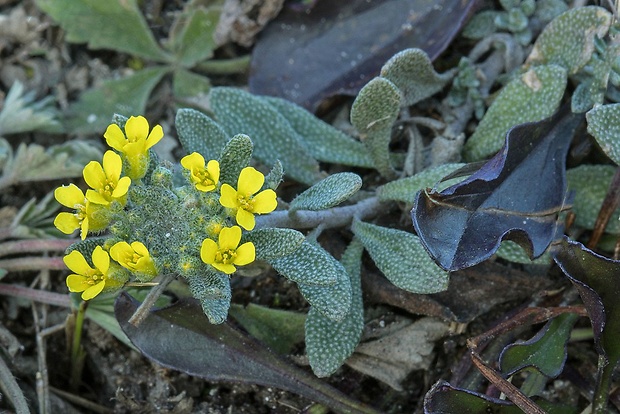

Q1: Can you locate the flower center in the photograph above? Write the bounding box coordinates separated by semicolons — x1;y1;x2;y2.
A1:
195;170;215;187
237;194;254;211
86;270;105;286
216;249;237;264
74;203;87;220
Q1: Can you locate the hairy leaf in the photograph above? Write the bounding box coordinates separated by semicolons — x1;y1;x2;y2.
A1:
413;110;581;271
218;134;254;187
290;173;362;212
115;293;381;414
35;0;170;61
0;81;60;135
500;313;578;377
168;6;219;67
172;69;211;98
296;267;352;322
352;219;448;293
586;104;620;165
175;108;229;159
463;65;567;161
305;239;364;377
242;228;305;261
270;241;339;286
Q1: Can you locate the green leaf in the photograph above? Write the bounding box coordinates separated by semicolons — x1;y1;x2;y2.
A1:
172;69;211;98
229;304;306;355
175;108;229;158
168;7;219;67
305;239;364;377
527;6;611;74
495;241;552;265
66;66;168;133
297;269;352;322
463;65;567;161
586;104;620;165
289;173;362;212
352;219;449;294
0;81;60;135
242;228;305;261
35;0;170;62
380;48;452;107
350;77;401;179
185;269;232;324
566;165;620;234
10;192;64;239
210;87;322;185
263;96;373;168
499;313;578;378
462;10;501;39
218;134;253;187
270;241;340;286
264;160;283;191
377;163;466;203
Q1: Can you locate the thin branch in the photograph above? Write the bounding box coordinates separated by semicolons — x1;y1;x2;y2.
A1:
128;273;176;327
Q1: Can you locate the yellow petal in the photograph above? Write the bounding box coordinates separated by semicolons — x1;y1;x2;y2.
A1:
251;189;277;214
200;238;218;264
131;241;149;257
112;176;131;198
181;152;205;171
66;274;89;292
236;208;255;231
104;123;127;151
110;241;131;264
55;184;85;208
219;226;241;251
234;242;255;266
219;184;239;208
54;212;80;234
63;250;94;275
212;262;236;274
237;167;264;195
82;161;106;191
125;116;149;141
206;160;220;185
102;150;123;181
145;124;164;149
92;246;110;274
80;216;89;240
82;281;105;300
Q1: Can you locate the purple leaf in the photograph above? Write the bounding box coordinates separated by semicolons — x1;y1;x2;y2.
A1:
249;0;480;110
553;238;620;364
114;293;381;414
412;110;582;271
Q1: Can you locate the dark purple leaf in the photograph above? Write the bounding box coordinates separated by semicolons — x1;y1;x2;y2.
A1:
424;380;579;414
412;110;583;271
553;238;620;364
114;293;381;414
249;0;480;110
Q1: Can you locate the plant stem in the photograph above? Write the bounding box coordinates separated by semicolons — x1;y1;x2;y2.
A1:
127;273;176;327
0;256;66;271
592;355;616;413
0;239;73;258
194;55;251;75
70;301;87;391
256;196;386;230
0;353;29;414
0;283;71;307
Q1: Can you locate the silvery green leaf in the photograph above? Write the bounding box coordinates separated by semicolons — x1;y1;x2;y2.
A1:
586;104;620;165
567;165;620;234
200;297;231;324
495;240;552;265
534;0;569;23
176;108;229;159
210;87;322;185
297;269;352;322
167;6;219;67
306;238;364;377
380;48;453;107
218;134;253;187
10;191;64;238
352;219;449;294
0;81;60;135
463;65;567;161
289;173;362;212
270;241;339;286
462;10;500;39
264;160;283;191
0;138;12;171
263;96;373;168
527;6;611;75
378;163;466;204
173;69;211;98
185;268;231;324
350;77;400;179
242;228;305;261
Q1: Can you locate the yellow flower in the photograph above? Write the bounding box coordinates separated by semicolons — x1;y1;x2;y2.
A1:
84;151;132;205
110;241;158;278
180;153;220;192
64;246;115;300
200;226;255;274
103;116;163;179
219;167;277;230
54;184;108;240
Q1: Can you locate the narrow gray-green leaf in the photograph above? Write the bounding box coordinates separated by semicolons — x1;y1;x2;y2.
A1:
297;269;352;322
290;173;362;212
35;0;170;61
173;69;211;98
210;87;321;185
378;163;466;203
243;228;305;261
168;7;219;67
586;104;620;165
352;219;449;294
263;96;373;168
306;238;364;377
270;241;339;286
175;108;229;158
380;48;452;107
218;134;253;186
